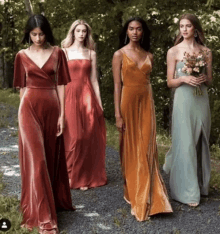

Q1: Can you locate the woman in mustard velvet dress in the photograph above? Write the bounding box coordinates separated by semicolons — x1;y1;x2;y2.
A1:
112;17;173;221
13;15;74;234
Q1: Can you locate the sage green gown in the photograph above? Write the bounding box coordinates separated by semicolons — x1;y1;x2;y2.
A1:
163;61;211;204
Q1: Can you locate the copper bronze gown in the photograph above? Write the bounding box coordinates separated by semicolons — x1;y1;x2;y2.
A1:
120;51;173;221
13;46;74;233
63;50;107;189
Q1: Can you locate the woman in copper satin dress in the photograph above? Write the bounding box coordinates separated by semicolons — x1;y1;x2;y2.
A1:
62;20;107;190
112;17;173;221
13;15;74;234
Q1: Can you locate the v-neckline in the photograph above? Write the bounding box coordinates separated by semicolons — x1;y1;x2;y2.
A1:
22;46;56;70
123;53;149;70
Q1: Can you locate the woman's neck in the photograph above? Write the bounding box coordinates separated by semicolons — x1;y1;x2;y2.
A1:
69;40;85;51
127;41;142;51
30;43;49;51
181;37;198;50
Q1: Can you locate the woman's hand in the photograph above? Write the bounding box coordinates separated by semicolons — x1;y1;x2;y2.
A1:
57;116;65;136
116;116;125;133
182;75;201;87
197;74;207;85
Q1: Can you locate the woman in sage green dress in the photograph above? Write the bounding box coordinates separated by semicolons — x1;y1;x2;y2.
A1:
163;13;212;207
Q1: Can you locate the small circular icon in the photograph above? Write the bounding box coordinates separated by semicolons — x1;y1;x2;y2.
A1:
0;218;11;232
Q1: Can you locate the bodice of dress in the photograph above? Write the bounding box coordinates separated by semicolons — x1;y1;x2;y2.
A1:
176;61;187;78
67;60;91;83
121;53;152;87
13;46;70;89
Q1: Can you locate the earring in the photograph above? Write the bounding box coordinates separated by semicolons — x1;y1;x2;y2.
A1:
194;30;198;37
124;34;128;44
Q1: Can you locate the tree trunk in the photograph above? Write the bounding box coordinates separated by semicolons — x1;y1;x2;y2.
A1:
24;0;34;16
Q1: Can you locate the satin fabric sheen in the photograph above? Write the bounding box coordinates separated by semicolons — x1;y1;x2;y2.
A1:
120;52;173;221
13;46;74;233
163;61;211;204
63;56;107;189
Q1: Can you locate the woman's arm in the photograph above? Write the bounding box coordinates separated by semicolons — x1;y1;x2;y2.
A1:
167;48;199;88
112;50;124;132
19;88;26;100
90;50;103;110
56;84;65;136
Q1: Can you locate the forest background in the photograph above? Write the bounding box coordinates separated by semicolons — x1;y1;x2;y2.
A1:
0;0;220;144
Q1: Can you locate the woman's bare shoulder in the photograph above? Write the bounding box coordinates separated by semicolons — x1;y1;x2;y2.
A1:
113;49;123;59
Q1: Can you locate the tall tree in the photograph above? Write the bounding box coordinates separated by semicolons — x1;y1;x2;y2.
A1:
24;0;34;16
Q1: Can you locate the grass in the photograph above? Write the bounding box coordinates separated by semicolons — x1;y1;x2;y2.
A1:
0;88;19;128
106;120;120;151
0;172;39;233
0;88;20;108
0;105;10;128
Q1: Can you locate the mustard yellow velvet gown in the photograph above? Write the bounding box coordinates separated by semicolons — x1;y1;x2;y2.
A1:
120;51;173;221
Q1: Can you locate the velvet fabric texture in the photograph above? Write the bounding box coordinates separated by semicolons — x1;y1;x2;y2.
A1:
63;52;107;189
13;46;74;233
120;51;173;221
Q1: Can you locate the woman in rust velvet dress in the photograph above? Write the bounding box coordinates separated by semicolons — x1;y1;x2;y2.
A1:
112;17;172;221
13;15;74;234
62;20;107;190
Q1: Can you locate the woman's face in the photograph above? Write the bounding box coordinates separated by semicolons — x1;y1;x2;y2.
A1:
127;20;143;42
30;27;46;46
179;19;195;39
74;24;87;42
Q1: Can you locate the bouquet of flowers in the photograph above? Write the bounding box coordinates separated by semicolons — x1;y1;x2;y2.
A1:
181;50;209;96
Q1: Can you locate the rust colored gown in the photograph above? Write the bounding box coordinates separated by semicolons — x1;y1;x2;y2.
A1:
13;46;74;233
63;50;107;189
120;51;173;221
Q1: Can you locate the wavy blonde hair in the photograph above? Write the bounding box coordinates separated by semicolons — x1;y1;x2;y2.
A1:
61;19;95;50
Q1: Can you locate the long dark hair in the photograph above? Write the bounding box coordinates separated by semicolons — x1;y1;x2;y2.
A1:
118;17;151;51
174;13;205;46
22;14;54;45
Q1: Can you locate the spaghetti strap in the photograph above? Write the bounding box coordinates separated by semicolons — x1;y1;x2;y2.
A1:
63;48;69;61
89;49;91;61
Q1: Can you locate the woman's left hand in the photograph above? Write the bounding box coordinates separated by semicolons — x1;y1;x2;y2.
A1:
197;74;207;85
57;116;65;136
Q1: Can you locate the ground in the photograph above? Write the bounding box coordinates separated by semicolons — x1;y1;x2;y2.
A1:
0;103;220;234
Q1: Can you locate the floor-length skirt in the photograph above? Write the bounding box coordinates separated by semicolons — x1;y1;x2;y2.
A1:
19;88;74;231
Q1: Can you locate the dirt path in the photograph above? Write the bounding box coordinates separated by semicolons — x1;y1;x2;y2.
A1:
0;105;220;234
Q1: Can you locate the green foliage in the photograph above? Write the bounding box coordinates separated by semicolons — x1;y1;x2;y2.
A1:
0;88;20;108
210;100;220;145
211;144;220;160
1;0;220;142
0;195;39;233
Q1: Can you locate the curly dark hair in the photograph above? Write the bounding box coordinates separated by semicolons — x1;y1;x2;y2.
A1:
118;17;151;51
22;14;54;45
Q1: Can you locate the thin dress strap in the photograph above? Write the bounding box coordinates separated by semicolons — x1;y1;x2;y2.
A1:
63;48;69;61
89;49;91;61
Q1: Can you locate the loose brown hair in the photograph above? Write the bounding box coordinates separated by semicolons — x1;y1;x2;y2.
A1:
174;13;205;46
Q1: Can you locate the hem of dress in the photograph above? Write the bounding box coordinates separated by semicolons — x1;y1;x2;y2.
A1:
70;180;107;189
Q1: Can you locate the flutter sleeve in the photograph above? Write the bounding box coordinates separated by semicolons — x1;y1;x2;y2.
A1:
13;52;26;88
56;48;71;85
